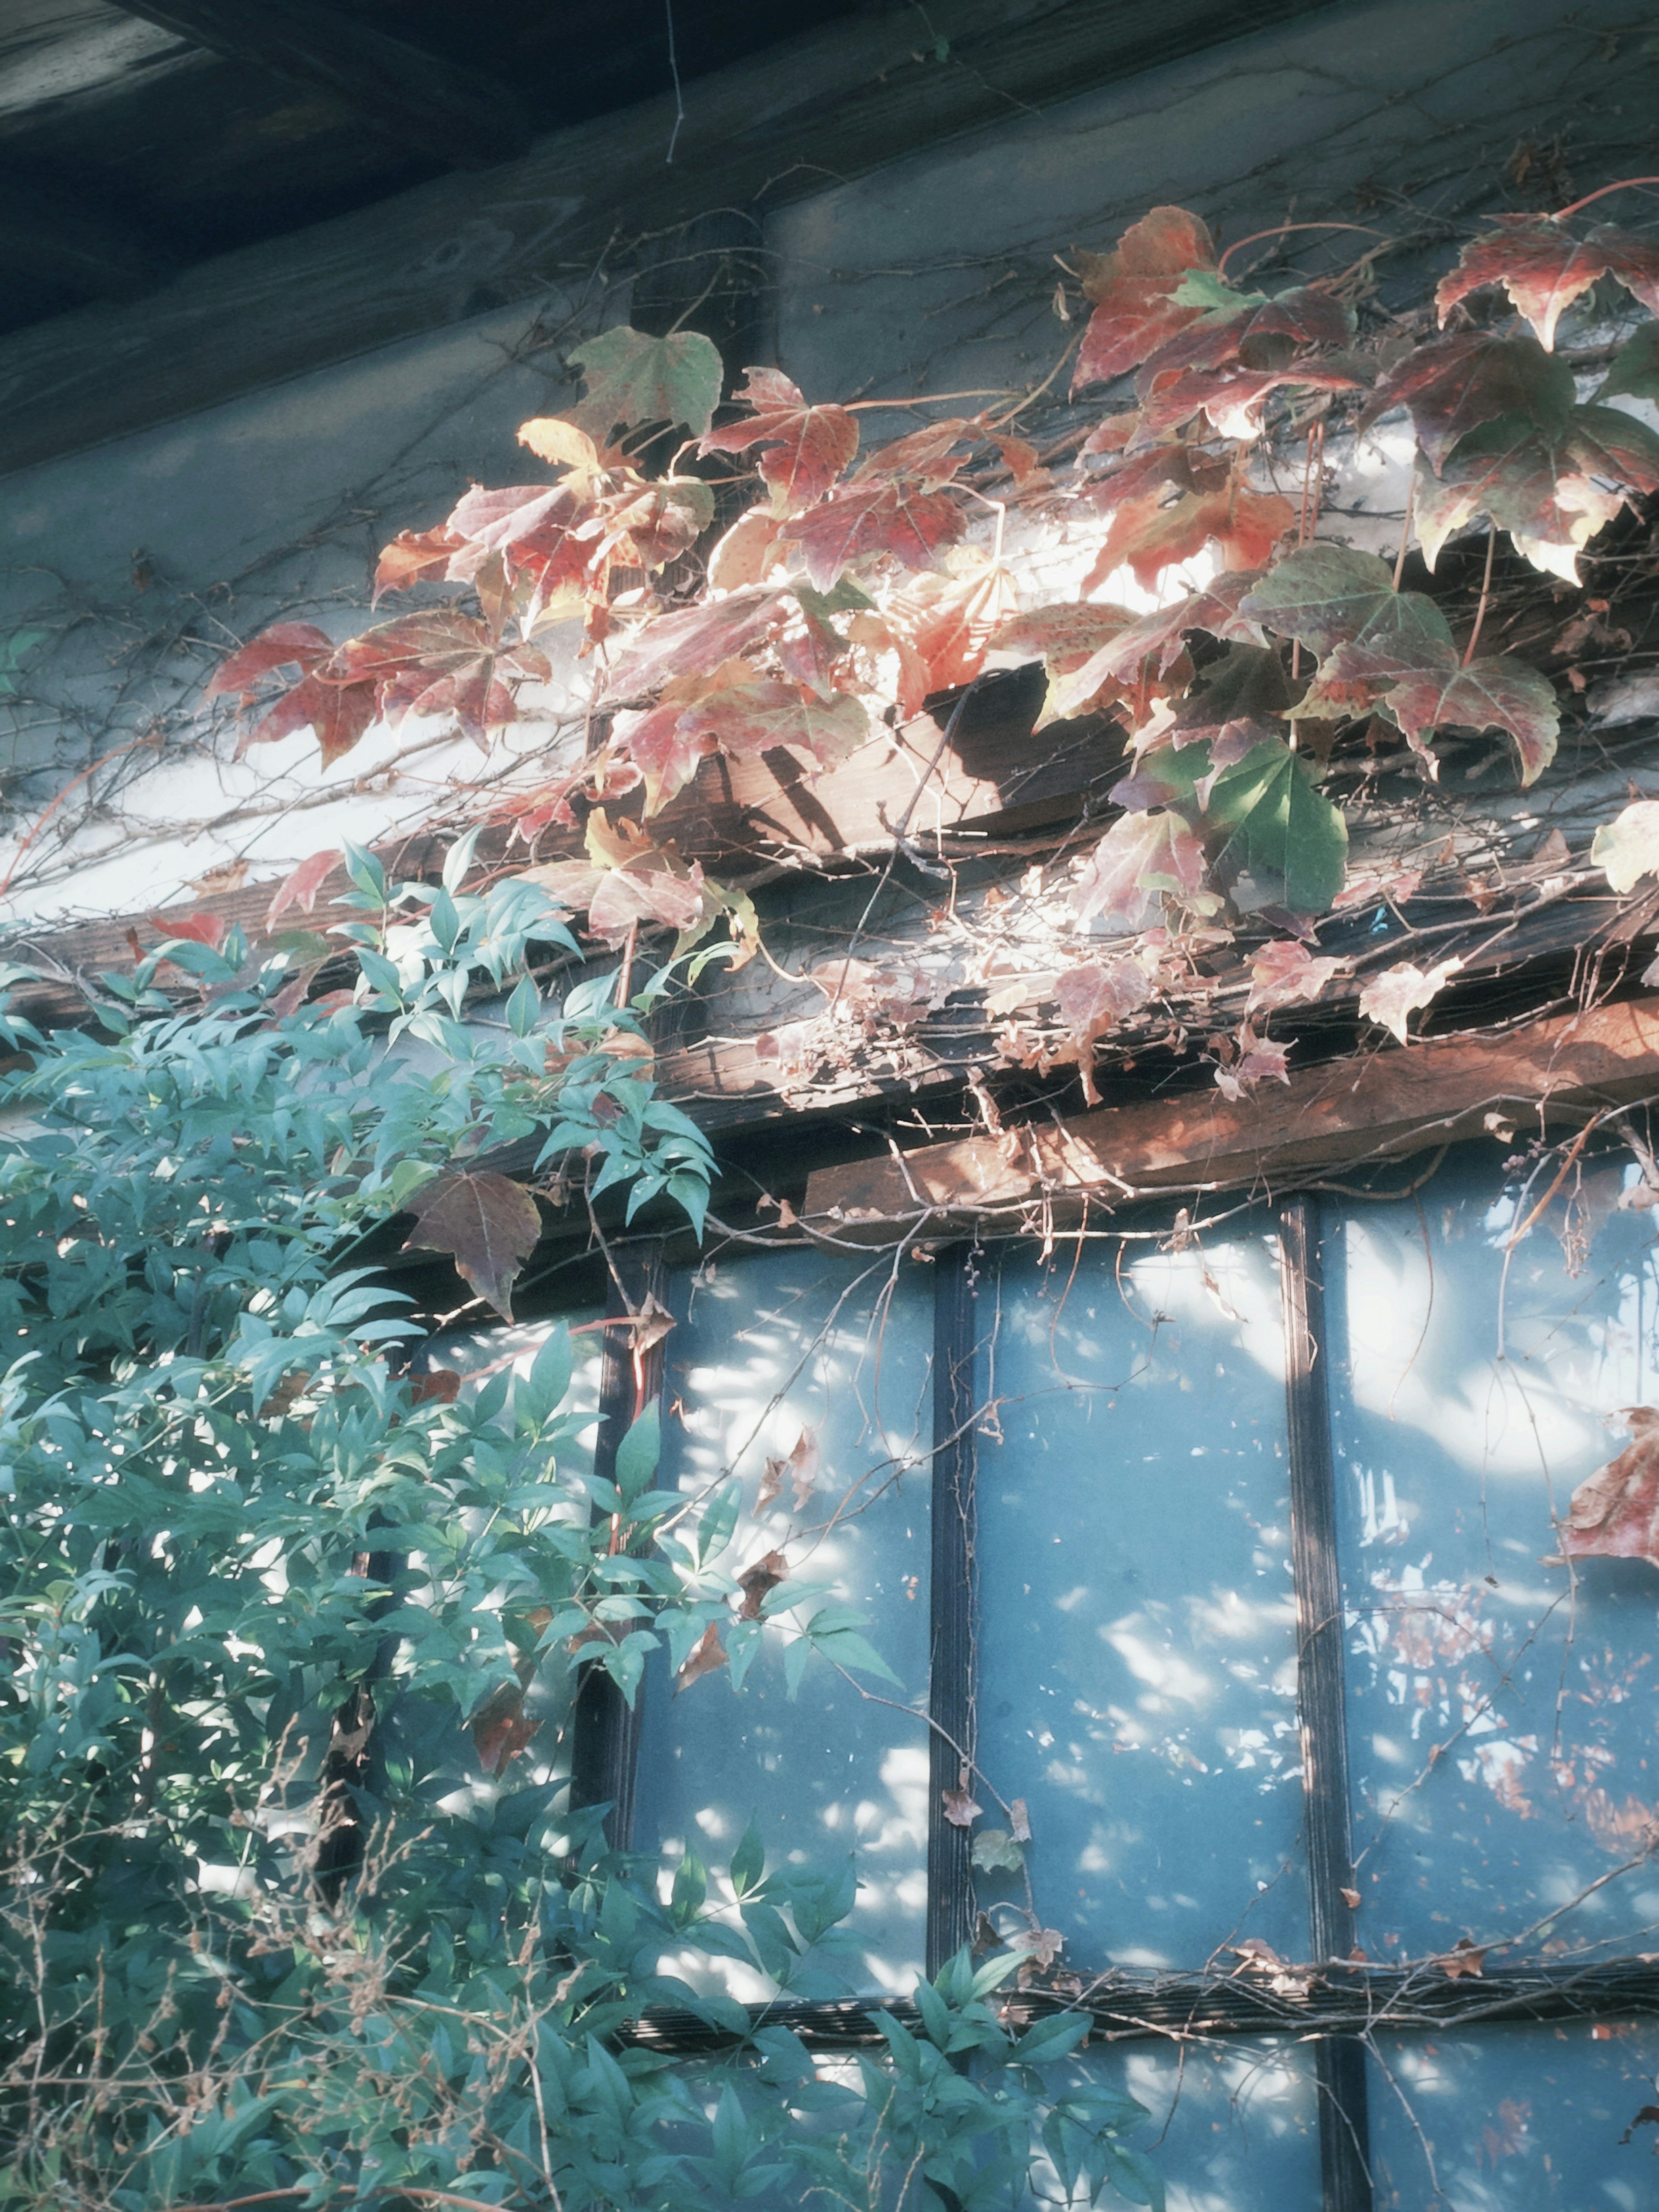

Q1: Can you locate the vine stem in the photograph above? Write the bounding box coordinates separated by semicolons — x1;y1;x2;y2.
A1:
1392;468;1416;589
1216;218;1390;276
1551;176;1659;222
1462;521;1497;666
0;730;165;903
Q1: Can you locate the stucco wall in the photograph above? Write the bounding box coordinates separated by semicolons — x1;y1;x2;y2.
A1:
0;0;1650;927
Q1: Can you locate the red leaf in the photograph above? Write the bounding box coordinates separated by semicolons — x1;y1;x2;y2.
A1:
1414;405;1659;584
1074;810;1208;930
1372;646;1560;786
471;1688;538;1775
676;682;870;769
1559;1408;1659;1569
781;480;964;591
1364;331;1574;471
411;1367;463;1405
700;366;860;505
587;862;711;944
604;588;784;699
373;527;466;601
1247;938;1340;1012
1132;362;1357;446
1073;206;1220;389
941;1786;982;1827
1054;958;1153;1102
675;1621;729;1692
892;562;1019;693
1437;216;1659;350
403;1171;542;1321
1082;470;1294;593
240;675;380;769
206;622;334;699
147;908;229;950
987;601;1141;677
265;848;343;932
854;416;977;490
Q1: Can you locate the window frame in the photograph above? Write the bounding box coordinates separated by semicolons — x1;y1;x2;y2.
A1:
559;1178;1659;2212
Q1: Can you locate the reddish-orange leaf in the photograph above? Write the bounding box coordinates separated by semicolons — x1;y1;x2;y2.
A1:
1373;647;1560;786
1073;205;1220;389
410;1367;463;1405
472;1688;538;1774
1074;809;1208;930
1132;362;1357;445
265;848;343;932
895;563;1019;693
604;588;784;698
675;1621;729;1692
1560;1408;1659;1569
147;908;229;950
677;682;869;769
1437;216;1659;350
240;674;380;769
373;527;465;602
699;366;860;505
854;417;976;489
781;481;964;591
587;861;711;944
403;1170;542;1321
1082;474;1293;593
207;621;334;699
987;602;1140;677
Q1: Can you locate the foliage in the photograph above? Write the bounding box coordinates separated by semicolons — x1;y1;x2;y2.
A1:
209;189;1659;1082
0;886;1153;2208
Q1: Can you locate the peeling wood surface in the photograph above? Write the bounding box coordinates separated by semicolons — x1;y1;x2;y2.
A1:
802;997;1659;1230
0;0;1334;475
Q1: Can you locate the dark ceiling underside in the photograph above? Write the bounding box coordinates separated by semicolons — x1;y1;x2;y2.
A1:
0;0;863;334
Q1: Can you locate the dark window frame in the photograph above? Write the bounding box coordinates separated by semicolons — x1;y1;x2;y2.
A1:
559;1186;1659;2212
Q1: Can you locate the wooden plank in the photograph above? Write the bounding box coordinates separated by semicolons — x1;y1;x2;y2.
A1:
0;161;178;304
103;0;530;167
0;686;1121;1033
0;0;1335;476
803;997;1659;1230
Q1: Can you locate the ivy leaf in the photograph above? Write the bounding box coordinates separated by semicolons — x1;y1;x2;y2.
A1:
264;848;343;933
206;620;335;699
1363;331;1574;471
403;1170;542;1321
678;682;870;769
1413;405;1659;583
675;1621;729;1692
1436;216;1659;350
1199;738;1348;914
1599;321;1659;404
1358;957;1463;1045
1073;204;1220;388
780;480;964;592
373;526;466;601
1241;543;1453;659
1591;800;1659;893
1558;1408;1659;1569
569;325;725;438
1073;809;1209;930
1082;468;1293;592
699;367;860;505
604;588;784;698
1053;572;1264;711
1247;938;1340;1011
238;673;380;768
1374;647;1560;787
970;1827;1025;1874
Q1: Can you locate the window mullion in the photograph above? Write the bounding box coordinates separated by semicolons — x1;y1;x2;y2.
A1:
1279;1193;1373;2212
927;1241;979;1977
569;1242;669;1850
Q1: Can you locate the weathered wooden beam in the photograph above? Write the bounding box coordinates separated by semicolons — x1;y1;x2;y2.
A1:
0;0;1335;476
0;163;176;303
803;996;1659;1232
102;1;530;168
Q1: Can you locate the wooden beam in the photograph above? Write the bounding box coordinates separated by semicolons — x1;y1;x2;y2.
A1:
0;0;1335;476
803;997;1659;1232
0;163;176;303
102;1;530;168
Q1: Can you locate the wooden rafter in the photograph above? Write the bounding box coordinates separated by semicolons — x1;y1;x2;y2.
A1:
102;0;531;169
801;996;1659;1232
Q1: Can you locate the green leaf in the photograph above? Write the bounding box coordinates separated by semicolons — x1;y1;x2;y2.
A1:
613;1402;659;1505
569;325;725;439
970;1826;1025;1873
1202;737;1348;914
729;1821;766;1897
1240;543;1452;660
1600;321;1659;403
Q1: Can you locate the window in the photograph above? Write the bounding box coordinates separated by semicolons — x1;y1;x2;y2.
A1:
521;1140;1659;2208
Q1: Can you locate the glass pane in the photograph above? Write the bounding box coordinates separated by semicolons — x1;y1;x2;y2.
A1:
1370;2021;1659;2209
632;1247;934;1997
385;1313;604;1813
1328;1144;1659;1962
1022;2038;1322;2209
976;1224;1306;1974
